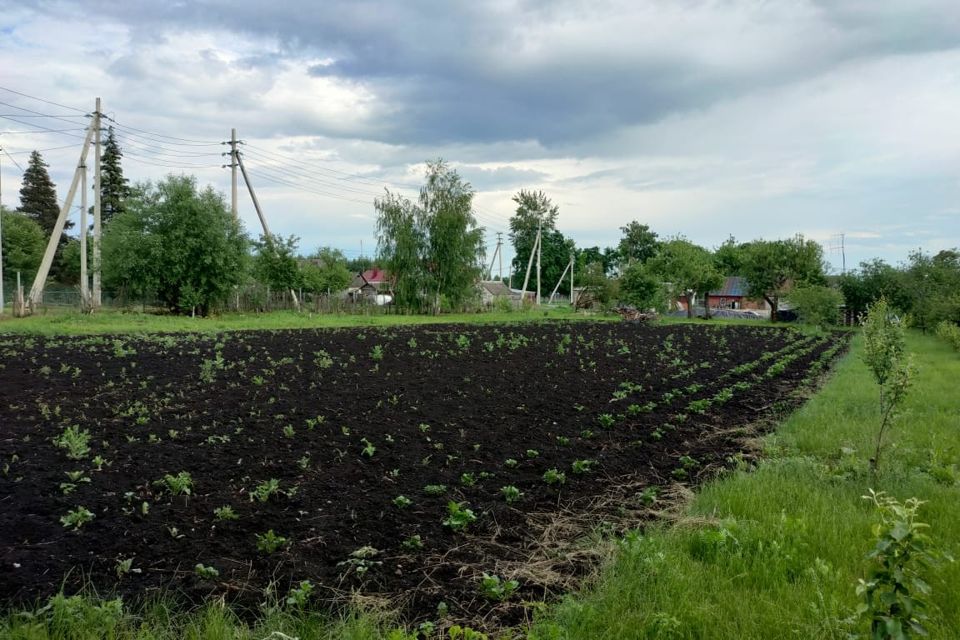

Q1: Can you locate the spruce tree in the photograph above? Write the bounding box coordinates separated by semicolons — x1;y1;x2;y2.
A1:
17;151;66;236
99;126;129;225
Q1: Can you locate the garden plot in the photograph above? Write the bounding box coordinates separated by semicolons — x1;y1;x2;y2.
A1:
0;322;848;625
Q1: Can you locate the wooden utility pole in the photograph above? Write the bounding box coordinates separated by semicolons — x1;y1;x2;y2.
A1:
536;218;542;305
79;159;89;305
29;120;97;307
92;97;102;309
235;149;300;310
570;251;575;307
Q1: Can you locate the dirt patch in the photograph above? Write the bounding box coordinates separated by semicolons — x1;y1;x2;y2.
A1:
0;322;848;627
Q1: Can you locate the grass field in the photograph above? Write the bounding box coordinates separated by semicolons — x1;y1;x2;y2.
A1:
1;320;957;639
0;306;600;335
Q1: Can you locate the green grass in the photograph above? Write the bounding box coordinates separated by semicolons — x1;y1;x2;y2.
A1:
0;305;602;335
527;331;960;639
3;327;957;639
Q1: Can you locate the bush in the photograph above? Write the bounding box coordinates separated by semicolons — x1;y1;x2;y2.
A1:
618;261;666;311
787;284;843;327
935;321;960;352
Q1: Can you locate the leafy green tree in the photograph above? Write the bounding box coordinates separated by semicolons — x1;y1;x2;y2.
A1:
575;261;616;308
253;235;301;292
576;246;618;276
741;235;826;321
839;258;911;319
787;284;844;328
509;189;559;286
618;261;665;311
17;151;65;237
346;256;374;273
375;161;484;312
1;207;46;281
902;249;960;331
99;126;130;226
103;176;249;315
648;238;723;319
302;247;353;294
57;235;92;286
713;236;748;275
617;221;659;266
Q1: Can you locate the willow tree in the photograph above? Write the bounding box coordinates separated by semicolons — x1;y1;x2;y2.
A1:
375;160;484;313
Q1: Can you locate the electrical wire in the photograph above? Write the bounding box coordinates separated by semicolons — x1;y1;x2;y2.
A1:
0;85;87;114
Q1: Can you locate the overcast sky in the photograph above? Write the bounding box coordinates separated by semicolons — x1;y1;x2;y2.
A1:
1;0;959;273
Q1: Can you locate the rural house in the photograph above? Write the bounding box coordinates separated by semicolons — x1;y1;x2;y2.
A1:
706;276;769;311
347;268;392;302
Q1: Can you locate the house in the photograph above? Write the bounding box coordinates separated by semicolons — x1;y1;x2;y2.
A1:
347;268;392;302
477;280;517;305
706;276;768;311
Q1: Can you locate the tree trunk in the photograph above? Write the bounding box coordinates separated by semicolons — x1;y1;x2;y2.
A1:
686;292;694;318
702;290;711;320
765;295;778;322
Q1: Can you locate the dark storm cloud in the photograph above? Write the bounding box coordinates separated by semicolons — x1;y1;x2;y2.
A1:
10;0;960;149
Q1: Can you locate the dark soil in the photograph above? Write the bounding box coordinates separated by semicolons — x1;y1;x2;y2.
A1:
0;321;848;626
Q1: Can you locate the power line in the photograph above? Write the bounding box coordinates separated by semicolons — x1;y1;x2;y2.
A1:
0;144;81;156
0;85;87;114
1;147;25;172
0;115;89;140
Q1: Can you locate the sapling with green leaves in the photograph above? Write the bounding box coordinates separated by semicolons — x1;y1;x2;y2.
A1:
60;506;95;530
443;501;477;531
856;490;951;639
860;298;915;473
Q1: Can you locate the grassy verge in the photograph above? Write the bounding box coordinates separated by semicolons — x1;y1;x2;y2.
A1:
0;306;602;335
527;331;960;639
3;329;956;639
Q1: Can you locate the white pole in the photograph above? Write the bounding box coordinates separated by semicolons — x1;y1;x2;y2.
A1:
80;160;88;303
230;128;238;219
29;122;96;306
519;229;539;305
0;148;4;315
92;97;102;308
536;219;542;305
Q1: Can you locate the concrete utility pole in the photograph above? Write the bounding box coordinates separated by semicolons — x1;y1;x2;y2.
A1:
536;218;542;305
92;97;102;309
497;231;504;281
229;128;238;218
80;159;89;304
548;253;572;304
235;149;300;310
486;232;502;281
570;251;575;307
0;145;4;315
29;119;97;307
519;226;540;306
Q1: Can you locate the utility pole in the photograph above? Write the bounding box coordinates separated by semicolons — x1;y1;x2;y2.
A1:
79;159;89;305
0;145;4;315
570;252;575;307
536;218;542;305
497;231;503;281
840;233;846;275
229;128;238;218
92;97;102;309
548;254;573;304
29;117;97;307
486;232;502;281
235;148;300;310
520;226;539;306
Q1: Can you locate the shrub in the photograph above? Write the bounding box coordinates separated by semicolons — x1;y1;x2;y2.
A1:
935;320;960;352
787;284;844;327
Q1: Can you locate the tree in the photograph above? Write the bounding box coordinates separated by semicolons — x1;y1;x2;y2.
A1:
787;284;844;328
57;235;92;286
253;235;301;292
576;246;617;277
302;247;353;294
99;126;130;226
102;176;249;315
741;235;826;321
618;261;665;311
17;151;65;237
375;160;485;313
347;256;374;273
839;258;910;320
617;221;659;266
714;236;748;275
1;207;46;282
509;189;559;286
648;237;723;319
902;249;960;331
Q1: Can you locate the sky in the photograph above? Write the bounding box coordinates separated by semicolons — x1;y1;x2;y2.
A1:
1;0;959;275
